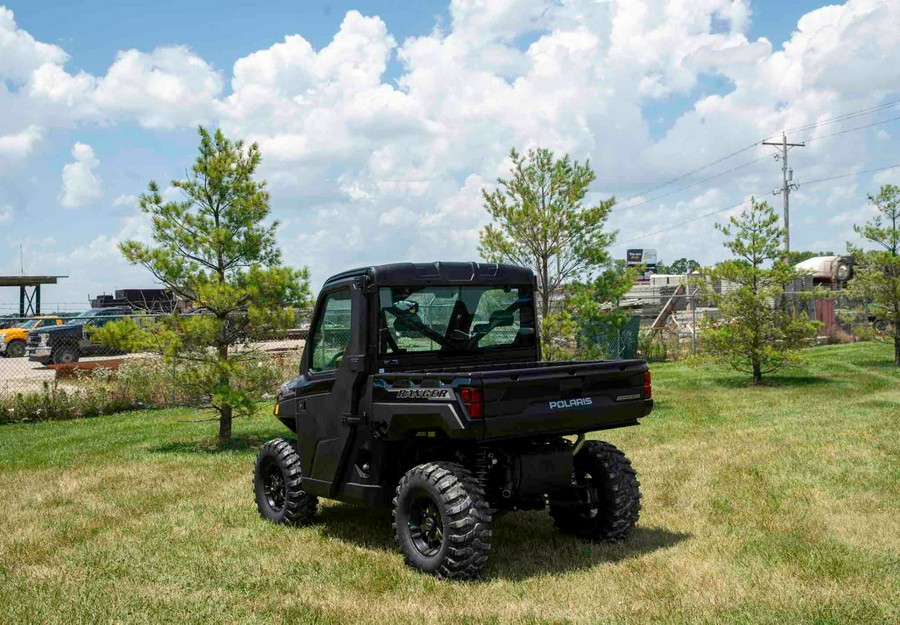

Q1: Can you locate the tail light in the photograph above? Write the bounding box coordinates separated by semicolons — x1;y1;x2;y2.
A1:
459;386;483;419
643;371;652;399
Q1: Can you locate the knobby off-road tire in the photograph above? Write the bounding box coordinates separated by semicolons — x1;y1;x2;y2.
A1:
393;462;493;580
550;441;641;541
254;438;318;526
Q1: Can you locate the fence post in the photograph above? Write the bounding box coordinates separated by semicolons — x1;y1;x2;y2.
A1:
170;350;177;407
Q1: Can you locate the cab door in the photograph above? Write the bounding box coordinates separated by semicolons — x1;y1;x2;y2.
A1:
295;283;368;494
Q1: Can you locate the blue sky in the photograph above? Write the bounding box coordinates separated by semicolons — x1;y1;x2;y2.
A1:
0;0;898;310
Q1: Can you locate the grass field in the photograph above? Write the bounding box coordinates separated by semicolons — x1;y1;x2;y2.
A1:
1;343;898;624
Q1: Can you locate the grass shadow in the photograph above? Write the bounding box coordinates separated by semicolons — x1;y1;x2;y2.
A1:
856;359;900;370
148;435;269;454
317;504;690;580
713;374;835;389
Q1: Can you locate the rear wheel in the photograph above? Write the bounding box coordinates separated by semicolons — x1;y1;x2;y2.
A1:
393;462;492;580
549;441;641;541
253;438;318;525
5;340;25;358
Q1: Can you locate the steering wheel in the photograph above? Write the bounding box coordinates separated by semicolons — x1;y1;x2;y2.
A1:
326;351;344;369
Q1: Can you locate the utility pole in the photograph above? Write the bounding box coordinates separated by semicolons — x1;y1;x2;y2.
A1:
762;133;804;252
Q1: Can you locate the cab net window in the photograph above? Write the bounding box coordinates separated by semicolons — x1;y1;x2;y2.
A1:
378;285;535;355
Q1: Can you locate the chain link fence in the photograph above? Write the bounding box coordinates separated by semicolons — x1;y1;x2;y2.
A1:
0;309;310;403
0;292;890;421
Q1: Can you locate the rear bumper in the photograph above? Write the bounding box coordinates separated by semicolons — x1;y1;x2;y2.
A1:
484;399;653;440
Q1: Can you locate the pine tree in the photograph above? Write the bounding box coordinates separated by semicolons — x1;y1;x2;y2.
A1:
846;184;900;365
97;127;310;446
701;198;820;383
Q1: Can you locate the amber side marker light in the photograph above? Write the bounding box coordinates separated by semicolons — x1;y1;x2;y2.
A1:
643;371;652;399
459;386;483;419
274;403;280;416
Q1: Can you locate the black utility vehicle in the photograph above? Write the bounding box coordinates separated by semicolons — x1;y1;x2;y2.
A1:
26;307;131;364
255;262;653;579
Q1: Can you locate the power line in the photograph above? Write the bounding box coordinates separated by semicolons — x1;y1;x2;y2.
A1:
798;163;900;186
620;110;899;216
619;142;760;203
774;98;900;137
804;114;900;143
617;196;758;246
619;99;900;208
617;163;900;246
621;154;769;210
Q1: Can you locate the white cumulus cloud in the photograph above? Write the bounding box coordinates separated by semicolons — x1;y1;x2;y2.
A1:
1;0;900;290
0;7;67;82
0;124;42;159
59;142;102;208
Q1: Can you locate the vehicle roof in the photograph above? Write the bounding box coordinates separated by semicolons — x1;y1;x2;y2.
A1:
322;262;534;288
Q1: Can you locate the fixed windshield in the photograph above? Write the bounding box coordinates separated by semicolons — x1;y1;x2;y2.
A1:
15;319;40;329
378;285;535;355
66;309;117;324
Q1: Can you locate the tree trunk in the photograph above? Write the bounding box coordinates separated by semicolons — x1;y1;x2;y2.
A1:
895;322;900;366
537;256;550;360
218;404;233;448
217;340;231;448
752;359;762;384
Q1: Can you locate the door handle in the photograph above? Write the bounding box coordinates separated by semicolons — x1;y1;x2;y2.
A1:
341;414;362;426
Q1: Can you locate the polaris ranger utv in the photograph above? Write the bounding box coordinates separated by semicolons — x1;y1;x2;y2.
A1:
254;262;653;579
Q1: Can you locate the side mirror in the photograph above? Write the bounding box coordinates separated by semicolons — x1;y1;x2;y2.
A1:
394;300;420;314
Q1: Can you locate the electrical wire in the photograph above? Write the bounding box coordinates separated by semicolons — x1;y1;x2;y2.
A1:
804;114;900;143
773;98;900;137
616;163;900;246
618;99;900;209
619;142;760;203
620;154;770;211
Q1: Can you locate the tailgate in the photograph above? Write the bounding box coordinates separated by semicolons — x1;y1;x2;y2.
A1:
480;360;652;439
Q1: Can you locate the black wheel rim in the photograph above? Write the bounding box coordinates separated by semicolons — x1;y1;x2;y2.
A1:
575;470;600;520
408;491;444;558
263;463;286;512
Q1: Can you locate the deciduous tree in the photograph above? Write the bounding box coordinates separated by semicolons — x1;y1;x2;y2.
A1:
479;147;622;358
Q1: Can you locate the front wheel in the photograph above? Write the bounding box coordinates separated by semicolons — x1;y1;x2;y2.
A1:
253;438;318;525
5;340;25;358
393;462;492;580
549;441;641;541
52;344;79;364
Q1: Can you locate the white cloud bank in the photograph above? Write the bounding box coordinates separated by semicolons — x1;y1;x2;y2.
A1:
1;0;900;295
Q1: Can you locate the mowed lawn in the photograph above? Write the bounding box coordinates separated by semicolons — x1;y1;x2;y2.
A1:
1;343;898;624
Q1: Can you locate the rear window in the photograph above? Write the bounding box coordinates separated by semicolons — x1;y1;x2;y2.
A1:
378;285;535;355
